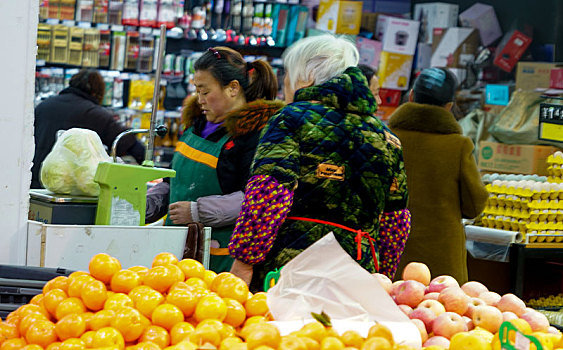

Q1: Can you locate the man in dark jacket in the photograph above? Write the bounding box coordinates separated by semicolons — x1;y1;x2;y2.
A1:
32;69;145;189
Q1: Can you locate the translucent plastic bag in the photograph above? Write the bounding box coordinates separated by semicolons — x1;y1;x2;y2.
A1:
40;128;111;196
267;233;421;348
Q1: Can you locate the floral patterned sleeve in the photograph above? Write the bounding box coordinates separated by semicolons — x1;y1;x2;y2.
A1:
228;175;294;265
376;209;411;279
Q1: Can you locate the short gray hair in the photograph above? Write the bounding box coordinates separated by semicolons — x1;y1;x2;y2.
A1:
283;34;360;90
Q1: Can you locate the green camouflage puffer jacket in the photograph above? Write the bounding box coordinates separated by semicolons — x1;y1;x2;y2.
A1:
229;67;409;287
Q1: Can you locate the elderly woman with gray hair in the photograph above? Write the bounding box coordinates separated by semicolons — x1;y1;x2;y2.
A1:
227;35;411;290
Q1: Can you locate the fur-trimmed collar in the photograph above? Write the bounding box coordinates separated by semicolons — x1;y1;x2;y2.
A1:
181;95;285;137
388;102;462;134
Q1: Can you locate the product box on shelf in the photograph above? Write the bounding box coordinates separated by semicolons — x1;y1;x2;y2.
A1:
286;6;309;46
550;68;563;89
485;84;513;106
459;2;502;46
493;30;533;73
478;141;561;175
272;4;290;47
378;88;402;107
413;2;458;44
316;0;362;35
375;105;397;122
76;0;94;22
361;12;378;34
414;42;432;72
378;51;413;91
374;14;389;41
515;62;559;91
381;17;419;55
356;37;382;70
431;27;479;68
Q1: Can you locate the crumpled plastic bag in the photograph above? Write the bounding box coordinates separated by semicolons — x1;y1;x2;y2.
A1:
267;232;421;348
40;128;111;196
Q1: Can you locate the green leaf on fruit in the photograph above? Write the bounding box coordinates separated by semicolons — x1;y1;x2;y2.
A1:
311;311;332;327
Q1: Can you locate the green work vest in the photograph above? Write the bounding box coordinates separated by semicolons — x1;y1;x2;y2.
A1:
165;126;234;272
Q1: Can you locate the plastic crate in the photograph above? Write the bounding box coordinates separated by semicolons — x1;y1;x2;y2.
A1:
0;265;73;319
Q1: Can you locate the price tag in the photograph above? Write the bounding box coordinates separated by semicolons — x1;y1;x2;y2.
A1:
111;25;124;32
514;332;531;350
77;21;92;29
97;23;110;30
539;102;563;143
139;27;153;35
62;20;75;27
36;60;46;67
45;18;60;25
152;29;161;36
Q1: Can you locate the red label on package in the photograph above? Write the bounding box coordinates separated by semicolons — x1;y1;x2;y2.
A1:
550;68;563;89
379;89;402;107
493;30;533;73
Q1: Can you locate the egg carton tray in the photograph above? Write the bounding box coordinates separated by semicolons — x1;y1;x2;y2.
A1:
526;232;563;243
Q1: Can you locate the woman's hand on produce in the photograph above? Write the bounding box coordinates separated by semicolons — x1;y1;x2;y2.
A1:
230;259;253;286
168;201;193;224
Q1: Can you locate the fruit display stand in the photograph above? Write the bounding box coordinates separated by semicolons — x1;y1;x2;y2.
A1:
26;220;211;271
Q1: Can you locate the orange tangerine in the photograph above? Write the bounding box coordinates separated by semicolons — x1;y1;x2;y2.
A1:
1;338;27;350
55;314;86;341
80;331;95;348
134;289;164;319
30;295;44;306
0;322;20;340
177;260;205;280
44;343;61;350
209;273;235;292
58;338;85;350
43;277;70;295
128;266;149;277
165;265;185;284
89;310;115;331
139;326;170;349
55;298;85;321
216;277;248;304
110;270;142;294
169;322;195;345
194;294;227;323
143;267;176;294
43;289;68;318
80;280;107;312
20;345;43;350
91;327;124;349
128;286;153;304
152;253;179;267
25;320;57;348
17;305;48;319
202;271;217;288
245;293;268;317
184;278;207;291
223;298;246;328
104;293;134;311
110;307;146;343
67;276;95;299
166;289;197;318
89;254;121;284
19;313;48;337
151;304;184;331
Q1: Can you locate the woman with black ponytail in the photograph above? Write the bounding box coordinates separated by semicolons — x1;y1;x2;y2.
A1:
146;47;284;272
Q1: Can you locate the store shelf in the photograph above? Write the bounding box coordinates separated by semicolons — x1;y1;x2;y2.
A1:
166;37;286;58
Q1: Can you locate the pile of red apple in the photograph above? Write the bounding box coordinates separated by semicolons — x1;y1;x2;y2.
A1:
374;262;555;349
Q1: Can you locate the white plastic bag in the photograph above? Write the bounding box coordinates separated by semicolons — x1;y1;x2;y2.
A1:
267;232;421;348
40;128;111;196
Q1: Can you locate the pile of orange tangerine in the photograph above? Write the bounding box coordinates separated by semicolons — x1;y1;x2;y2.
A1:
0;252;404;350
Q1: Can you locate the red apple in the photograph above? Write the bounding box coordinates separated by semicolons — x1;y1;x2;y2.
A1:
373;273;393;294
395;280;426;308
478;291;501;306
462;315;474;331
428;275;459;293
461;281;489;298
390;280;404;296
497;293;526;317
423;336;451;349
472;305;503;333
502;311;518;322
438;287;469;315
410;306;437;333
411;318;428;343
397;304;413;316
520;310;550;332
418;299;446;317
464;297;486;318
402;262;432;286
424;292;440;301
432;312;467;339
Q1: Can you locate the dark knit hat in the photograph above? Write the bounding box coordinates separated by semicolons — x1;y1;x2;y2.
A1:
412;67;457;106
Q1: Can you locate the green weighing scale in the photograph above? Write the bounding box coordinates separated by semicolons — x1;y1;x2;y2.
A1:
94;25;175;226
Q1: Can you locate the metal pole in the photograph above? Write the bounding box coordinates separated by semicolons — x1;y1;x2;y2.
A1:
143;24;167;167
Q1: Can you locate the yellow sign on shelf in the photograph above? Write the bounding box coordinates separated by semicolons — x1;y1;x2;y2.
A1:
540;122;563;142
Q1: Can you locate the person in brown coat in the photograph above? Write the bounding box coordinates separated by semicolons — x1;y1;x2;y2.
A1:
388;68;488;283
